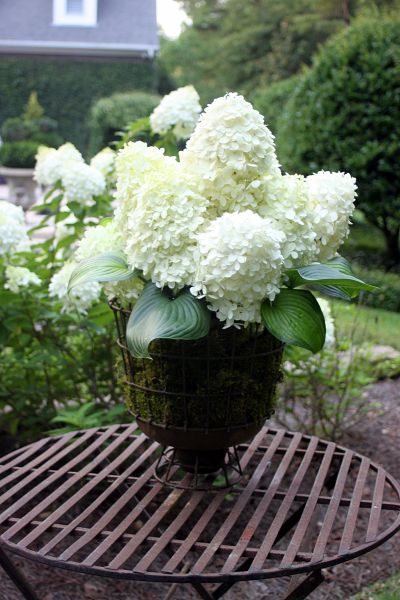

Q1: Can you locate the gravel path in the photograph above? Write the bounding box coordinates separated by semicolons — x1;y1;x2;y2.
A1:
0;378;399;600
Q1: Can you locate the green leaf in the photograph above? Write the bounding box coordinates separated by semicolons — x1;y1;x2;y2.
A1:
286;262;377;294
68;252;138;292
261;289;326;353
308;283;353;301
126;282;211;358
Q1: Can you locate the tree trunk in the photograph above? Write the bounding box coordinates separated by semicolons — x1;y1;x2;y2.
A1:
383;227;400;268
342;0;350;25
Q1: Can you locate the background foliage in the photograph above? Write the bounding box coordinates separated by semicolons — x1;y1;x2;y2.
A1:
0;57;157;152
88;91;160;156
160;0;393;104
0;91;62;168
277;18;400;264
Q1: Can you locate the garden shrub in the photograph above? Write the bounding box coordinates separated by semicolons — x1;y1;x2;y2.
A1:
87;91;160;155
0;145;122;445
0;141;41;168
0;57;157;152
278;18;400;265
0;91;63;168
352;266;400;312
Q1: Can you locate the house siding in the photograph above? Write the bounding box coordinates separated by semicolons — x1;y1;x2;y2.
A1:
0;0;158;53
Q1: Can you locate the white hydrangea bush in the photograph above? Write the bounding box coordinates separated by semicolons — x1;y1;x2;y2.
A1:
0;200;30;256
150;85;202;139
34;142;106;207
64;91;371;354
5;266;41;293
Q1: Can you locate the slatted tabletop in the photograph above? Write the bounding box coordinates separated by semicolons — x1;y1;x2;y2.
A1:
0;423;399;584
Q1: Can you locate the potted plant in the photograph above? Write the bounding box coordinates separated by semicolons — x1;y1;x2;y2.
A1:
66;93;374;483
0;92;62;209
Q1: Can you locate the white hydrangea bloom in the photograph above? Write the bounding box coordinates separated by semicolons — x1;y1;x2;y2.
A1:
90;148;116;181
5;266;41;293
0;201;25;224
0;201;29;256
317;298;335;349
180;93;280;216
34;143;83;187
62;162;106;206
49;261;101;314
122;158;209;289
150;85;202;139
75;221;122;261
114;141;178;229
191;211;285;326
259;174;318;267
305;171;357;262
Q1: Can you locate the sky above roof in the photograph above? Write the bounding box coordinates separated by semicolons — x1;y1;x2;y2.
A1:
157;0;190;39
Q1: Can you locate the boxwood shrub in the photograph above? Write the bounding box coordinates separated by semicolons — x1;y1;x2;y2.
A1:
88;91;160;156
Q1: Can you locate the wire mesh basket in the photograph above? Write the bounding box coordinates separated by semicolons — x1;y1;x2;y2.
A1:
111;300;284;481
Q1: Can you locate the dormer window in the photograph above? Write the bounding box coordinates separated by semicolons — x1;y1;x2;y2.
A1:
66;0;84;15
53;0;97;26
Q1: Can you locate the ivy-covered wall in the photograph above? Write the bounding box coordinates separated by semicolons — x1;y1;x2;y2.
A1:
0;56;157;152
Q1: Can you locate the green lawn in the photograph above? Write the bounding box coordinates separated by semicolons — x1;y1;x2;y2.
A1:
332;300;400;351
351;572;400;599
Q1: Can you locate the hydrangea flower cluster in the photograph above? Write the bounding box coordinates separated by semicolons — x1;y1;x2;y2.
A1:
34;143;106;205
49;261;101;314
119;145;209;289
191;211;284;324
0;200;30;256
5;265;41;293
150;85;202;139
72;93;357;326
180;93;280;217
90;148;116;182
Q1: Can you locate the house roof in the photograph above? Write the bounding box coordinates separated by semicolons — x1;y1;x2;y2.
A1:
0;0;159;58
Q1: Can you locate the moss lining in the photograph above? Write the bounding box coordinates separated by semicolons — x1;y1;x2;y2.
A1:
119;320;283;429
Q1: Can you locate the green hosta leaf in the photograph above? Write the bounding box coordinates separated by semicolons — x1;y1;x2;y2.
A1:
286;261;377;295
126;282;211;358
308;283;353;301
68;252;138;291
261;289;326;353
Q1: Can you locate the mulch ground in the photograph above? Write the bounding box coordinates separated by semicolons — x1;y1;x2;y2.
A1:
1;378;399;600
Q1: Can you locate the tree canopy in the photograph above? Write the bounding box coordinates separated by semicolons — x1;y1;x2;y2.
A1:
278;18;400;263
160;0;353;103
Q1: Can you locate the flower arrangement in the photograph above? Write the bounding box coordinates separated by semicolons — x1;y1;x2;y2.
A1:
68;93;373;358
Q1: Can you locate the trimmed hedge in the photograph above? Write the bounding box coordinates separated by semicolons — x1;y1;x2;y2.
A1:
0;57;157;153
88;91;160;156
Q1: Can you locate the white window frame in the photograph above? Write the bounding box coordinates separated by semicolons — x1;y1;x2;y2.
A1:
53;0;98;27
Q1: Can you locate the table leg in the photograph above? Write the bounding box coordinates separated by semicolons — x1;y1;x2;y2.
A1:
0;546;40;600
191;582;215;600
284;570;325;600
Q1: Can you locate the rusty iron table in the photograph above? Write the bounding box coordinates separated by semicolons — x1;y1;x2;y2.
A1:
0;423;400;600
